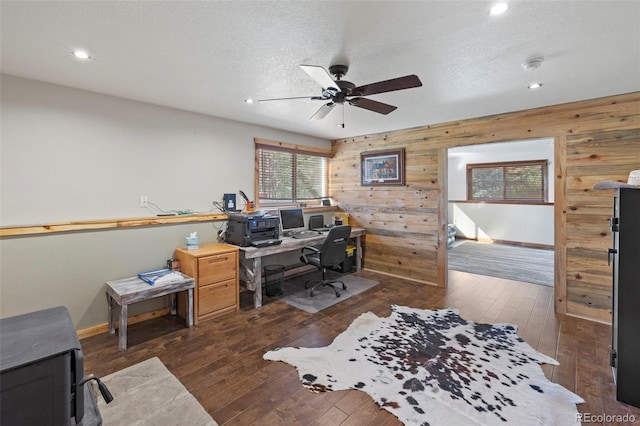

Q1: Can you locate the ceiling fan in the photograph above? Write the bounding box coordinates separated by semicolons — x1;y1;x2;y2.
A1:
245;64;422;126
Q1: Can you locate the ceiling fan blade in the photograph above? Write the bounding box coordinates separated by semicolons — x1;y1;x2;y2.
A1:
352;74;422;96
246;95;317;103
348;97;397;115
300;65;341;93
310;102;336;120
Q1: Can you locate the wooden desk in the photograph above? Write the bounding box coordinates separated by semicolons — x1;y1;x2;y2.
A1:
105;273;195;351
238;227;365;308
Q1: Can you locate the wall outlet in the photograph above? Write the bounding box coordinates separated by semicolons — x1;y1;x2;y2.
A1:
140;196;148;208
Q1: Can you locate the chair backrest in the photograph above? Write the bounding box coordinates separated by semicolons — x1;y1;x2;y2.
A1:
320;225;352;268
308;215;324;230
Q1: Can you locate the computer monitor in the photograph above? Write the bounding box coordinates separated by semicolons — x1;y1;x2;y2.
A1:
279;208;305;234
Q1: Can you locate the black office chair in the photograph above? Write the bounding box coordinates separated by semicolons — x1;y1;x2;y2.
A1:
300;225;352;297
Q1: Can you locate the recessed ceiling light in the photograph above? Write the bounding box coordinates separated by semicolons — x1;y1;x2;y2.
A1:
528;83;543;89
244;98;255;104
490;3;509;15
72;50;90;60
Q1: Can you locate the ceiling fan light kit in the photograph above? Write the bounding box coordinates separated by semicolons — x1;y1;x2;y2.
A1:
247;63;423;126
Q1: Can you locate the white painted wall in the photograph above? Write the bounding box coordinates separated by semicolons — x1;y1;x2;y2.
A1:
447;139;554;246
1;75;329;226
0;75;330;328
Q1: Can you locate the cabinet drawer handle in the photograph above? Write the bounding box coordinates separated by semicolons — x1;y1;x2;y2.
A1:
206;256;228;264
209;282;230;289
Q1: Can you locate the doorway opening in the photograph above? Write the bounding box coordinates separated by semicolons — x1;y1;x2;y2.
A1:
446;138;555;287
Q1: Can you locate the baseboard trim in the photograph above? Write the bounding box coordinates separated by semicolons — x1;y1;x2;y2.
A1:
77;307;171;340
363;268;437;287
456;236;553;250
566;311;611;326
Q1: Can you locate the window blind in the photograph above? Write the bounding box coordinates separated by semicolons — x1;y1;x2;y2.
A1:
467;160;547;202
257;146;328;204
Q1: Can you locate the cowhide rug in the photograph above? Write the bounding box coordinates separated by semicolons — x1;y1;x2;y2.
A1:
264;305;584;425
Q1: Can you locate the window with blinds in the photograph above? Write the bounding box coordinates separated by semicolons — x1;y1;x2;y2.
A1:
257;145;329;205
467;160;548;202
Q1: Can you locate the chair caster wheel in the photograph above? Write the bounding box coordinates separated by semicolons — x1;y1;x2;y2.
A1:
310;292;315;297
342;284;347;290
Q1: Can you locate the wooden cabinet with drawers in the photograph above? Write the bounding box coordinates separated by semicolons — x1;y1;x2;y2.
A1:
174;243;239;324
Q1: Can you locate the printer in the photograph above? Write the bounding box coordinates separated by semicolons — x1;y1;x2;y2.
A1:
226;213;280;247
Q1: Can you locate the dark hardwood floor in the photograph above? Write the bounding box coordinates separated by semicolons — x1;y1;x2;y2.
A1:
81;270;640;425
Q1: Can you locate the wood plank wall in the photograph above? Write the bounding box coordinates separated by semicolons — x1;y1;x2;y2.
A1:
564;129;640;322
331;92;640;324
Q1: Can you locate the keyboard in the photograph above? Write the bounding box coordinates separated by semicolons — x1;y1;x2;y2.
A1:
310;227;331;233
290;230;321;239
251;239;282;248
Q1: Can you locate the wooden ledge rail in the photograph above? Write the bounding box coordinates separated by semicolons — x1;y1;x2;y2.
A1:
0;206;338;237
0;213;229;237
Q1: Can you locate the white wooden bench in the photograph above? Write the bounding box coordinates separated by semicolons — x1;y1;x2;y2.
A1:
105;273;195;351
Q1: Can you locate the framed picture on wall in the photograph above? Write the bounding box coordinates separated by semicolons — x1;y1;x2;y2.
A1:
361;148;405;186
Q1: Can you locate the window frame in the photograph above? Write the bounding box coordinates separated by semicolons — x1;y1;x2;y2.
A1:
254;138;331;208
466;159;548;203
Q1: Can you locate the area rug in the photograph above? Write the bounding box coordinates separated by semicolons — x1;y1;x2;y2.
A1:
274;273;379;313
264;305;583;425
95;357;217;426
448;240;554;286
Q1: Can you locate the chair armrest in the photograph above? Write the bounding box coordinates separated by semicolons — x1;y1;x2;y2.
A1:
300;246;320;263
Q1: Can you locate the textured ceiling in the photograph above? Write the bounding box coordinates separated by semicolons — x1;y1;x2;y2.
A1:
1;1;639;140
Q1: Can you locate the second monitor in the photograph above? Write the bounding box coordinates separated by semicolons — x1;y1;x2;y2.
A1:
279;208;305;235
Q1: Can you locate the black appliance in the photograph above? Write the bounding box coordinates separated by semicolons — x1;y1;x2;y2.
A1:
1;306;104;425
226;213;280;246
607;187;640;408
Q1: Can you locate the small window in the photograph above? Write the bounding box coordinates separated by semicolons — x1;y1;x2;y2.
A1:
467;160;548;202
256;140;330;206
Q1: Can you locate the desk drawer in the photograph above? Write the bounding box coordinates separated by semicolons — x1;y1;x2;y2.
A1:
198;253;236;285
199;279;236;315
